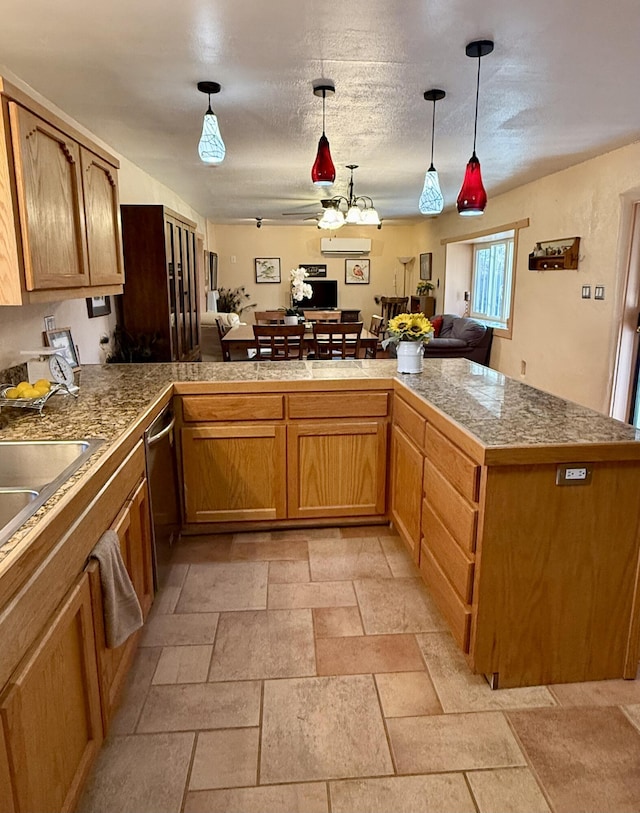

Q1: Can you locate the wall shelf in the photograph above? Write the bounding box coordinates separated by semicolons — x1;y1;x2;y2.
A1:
529;237;580;270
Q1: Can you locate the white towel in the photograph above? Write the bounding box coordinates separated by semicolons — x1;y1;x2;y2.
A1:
90;530;144;648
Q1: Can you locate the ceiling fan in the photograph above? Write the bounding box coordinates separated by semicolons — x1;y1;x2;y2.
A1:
281;199;334;220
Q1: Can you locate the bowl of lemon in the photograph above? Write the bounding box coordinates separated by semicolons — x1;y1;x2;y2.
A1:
0;379;61;413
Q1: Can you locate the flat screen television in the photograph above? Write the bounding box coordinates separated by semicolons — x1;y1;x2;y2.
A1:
304;279;338;310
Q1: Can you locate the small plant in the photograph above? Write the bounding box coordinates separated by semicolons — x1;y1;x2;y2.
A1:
286;267;312;314
382;312;433;350
106;326;162;363
216;286;256;315
416;280;435;295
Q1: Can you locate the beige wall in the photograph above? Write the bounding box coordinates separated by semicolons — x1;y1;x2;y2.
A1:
0;70;207;371
417;141;640;414
207;223;426;327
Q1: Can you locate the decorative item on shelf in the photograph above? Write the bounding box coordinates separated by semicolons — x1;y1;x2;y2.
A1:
197;81;226;165
317;165;381;229
382;312;433;374
419;89;446;215
528;237;580;270
311;83;336;187
457;40;494;217
285;266;313;321
416;280;435;295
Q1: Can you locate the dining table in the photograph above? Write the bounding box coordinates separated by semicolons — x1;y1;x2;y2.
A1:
220;323;379;358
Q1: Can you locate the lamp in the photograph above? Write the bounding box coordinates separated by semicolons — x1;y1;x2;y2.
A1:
398;256;414;297
457;40;494;216
318;164;380;228
311;83;336;187
419;89;446;216
197;81;226;165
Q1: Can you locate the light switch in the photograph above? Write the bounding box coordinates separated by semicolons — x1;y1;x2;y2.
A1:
594;285;605;300
581;285;591;299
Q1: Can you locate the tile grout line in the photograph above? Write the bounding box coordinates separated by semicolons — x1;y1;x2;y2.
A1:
256;679;265;786
179;730;199;813
502;711;556;813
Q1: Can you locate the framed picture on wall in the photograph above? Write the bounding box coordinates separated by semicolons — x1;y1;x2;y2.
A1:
85;296;111;318
255;258;281;283
205;251;218;291
301;264;327;277
345;259;370;284
420;252;432;280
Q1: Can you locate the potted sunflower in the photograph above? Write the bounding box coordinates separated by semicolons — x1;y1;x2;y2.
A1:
382;312;433;374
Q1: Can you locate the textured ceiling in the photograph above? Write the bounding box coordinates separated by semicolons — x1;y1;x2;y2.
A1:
1;0;639;225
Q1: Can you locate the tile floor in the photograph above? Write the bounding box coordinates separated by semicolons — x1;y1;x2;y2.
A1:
78;526;640;813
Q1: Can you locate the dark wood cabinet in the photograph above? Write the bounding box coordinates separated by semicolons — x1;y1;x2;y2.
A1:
410;295;436;317
120;205;201;362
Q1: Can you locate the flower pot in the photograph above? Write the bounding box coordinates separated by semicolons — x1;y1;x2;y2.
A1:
284;315;298;326
396;340;424;374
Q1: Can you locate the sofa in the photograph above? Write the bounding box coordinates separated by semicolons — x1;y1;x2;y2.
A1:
423;314;493;365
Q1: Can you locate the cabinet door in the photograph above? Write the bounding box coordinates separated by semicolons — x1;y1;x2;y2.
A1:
88;478;154;731
390;425;423;562
9;103;89;290
80;148;124;286
0;724;14;813
165;217;180;360
184;227;200;358
0;573;102;813
288;421;387;519
182;425;287;522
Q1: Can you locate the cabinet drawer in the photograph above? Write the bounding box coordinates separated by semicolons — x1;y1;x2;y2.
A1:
420;544;472;652
393;396;426;449
424;425;480;502
182;394;284;422
424;461;477;553
422;501;475;603
288;391;388;419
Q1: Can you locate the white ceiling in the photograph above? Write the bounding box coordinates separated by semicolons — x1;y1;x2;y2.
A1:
1;0;639;226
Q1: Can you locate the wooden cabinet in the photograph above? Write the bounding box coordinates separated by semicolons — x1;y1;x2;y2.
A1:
390;425;423;562
88;478;154;730
0;573;103;813
287;420;387;519
182;425;287;522
410;295;436;317
0;78;124;305
120;205;201;362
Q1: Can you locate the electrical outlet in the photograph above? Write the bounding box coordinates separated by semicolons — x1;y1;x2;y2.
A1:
230;255;237;264
556;464;592;486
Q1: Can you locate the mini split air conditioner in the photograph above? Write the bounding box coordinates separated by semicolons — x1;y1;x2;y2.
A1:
320;237;371;256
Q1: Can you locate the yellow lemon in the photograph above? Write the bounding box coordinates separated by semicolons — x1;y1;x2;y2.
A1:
34;379;51;391
16;381;31;394
33;386;50;397
4;388;20;399
22;387;41;399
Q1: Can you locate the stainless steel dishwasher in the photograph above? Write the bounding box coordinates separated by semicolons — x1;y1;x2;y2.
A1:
144;403;180;589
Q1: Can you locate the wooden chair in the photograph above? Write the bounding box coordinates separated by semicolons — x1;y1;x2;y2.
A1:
252;324;305;360
311;322;363;360
365;314;384;359
380;296;409;338
254;310;286;324
215;317;232;362
303;310;342;323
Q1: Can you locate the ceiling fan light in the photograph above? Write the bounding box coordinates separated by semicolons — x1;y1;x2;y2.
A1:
311;134;336;187
457;153;487;216
198;109;226;164
318;205;345;229
362;206;381;226
419;166;444;215
345;204;363;224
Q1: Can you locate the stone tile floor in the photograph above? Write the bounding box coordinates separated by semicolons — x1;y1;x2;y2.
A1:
78;526;640;813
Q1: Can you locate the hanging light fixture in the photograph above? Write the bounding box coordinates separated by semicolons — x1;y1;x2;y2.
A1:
197;81;226;165
311;83;336;187
419;89;446;216
317;165;380;228
317;201;345;230
457;40;494;216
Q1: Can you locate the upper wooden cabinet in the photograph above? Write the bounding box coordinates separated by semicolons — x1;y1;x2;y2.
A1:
0;78;124;305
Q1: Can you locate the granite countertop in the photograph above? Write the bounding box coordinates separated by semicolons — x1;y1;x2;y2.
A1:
0;358;638;561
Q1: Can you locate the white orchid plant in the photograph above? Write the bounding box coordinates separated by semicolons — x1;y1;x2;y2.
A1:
286;266;313;315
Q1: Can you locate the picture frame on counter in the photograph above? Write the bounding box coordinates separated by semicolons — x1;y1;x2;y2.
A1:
345;259;370;284
255;258;281;283
45;327;80;368
86;295;112;318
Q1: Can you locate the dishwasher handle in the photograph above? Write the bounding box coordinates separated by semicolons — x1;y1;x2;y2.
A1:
146;414;176;447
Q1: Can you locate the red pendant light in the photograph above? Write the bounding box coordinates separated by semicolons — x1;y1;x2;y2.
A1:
457;40;494;216
311;83;336;187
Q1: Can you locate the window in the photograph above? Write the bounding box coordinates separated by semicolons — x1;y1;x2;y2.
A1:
470;238;514;329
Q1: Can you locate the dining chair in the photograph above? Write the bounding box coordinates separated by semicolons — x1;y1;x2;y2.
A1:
365;314;384;359
254;310;286;324
380;296;409;338
252;324;305;360
303;310;342;323
215;317;232;362
311;322;363;360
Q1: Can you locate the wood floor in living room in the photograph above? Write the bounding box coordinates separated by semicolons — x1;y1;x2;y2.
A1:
77;527;640;813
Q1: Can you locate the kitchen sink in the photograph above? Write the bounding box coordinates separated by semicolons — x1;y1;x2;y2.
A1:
0;438;104;546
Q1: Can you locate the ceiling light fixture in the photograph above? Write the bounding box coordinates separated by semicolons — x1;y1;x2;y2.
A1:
311;83;336;187
317;165;380;229
197;81;226;165
457;40;494;216
419;89;446;216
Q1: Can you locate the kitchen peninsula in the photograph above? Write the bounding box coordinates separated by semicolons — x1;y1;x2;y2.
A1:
1;358;640;812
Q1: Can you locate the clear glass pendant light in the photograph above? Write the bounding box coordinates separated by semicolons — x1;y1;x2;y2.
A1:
197;82;226;165
419;89;445;215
